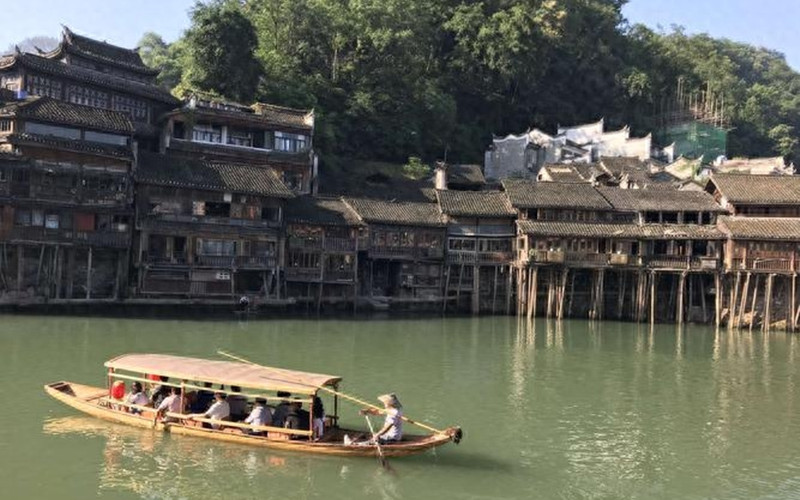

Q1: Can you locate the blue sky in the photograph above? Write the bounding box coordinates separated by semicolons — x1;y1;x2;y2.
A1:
1;0;798;70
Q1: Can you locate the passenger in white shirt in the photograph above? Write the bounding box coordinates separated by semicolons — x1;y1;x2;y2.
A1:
244;397;272;435
155;387;183;423
189;392;230;429
126;382;149;415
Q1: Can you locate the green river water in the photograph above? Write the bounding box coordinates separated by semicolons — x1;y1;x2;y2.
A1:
2;315;800;500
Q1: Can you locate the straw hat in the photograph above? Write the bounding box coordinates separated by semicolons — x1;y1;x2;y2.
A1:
377;393;401;408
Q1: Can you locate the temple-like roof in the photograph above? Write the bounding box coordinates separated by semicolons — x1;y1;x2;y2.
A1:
137;152;294;198
0;96;133;134
285;196;362;226
707;174;800;205
517;220;725;240
502;180;612;210
42;27;158;76
344;198;445;227
597;187;724;212
0;52;177;104
436;190;515;217
719;216;800;240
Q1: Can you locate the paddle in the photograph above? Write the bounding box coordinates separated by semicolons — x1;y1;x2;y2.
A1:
363;413;390;470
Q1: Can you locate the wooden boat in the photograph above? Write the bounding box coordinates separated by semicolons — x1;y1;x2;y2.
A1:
45;353;462;457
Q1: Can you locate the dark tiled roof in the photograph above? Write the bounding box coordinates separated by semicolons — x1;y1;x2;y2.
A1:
252;102;314;131
136;152;294;198
62;27;157;75
0;53;177;104
708;174;800;205
502;180;611;210
169;103;313;132
719;216;800;240
597;187;724;212
517;220;725;240
599;156;648;176
448;164;485;186
436;190;515;217
344;198;445;227
0;97;133;134
6;133;132;159
539;164;591;183
285;196;361;226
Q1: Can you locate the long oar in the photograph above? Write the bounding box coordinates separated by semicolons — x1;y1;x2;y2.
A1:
217;350;448;435
363;414;389;469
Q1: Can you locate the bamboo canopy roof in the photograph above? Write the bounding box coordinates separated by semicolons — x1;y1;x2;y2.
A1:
105;354;341;395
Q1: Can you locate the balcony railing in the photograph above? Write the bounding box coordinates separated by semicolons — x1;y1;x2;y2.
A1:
370;245;444;260
448;250;513;265
195;255;235;267
6;227;129;247
530;249;565;264
690;257;719;270
646;255;690;269
324;269;356;282
288;237;322;250
730;257;794;272
285;267;322;282
566;252;610;267
145;214;280;229
235;255;277;268
324;237;356;252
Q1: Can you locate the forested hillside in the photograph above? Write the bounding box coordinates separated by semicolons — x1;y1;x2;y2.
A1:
138;0;800;165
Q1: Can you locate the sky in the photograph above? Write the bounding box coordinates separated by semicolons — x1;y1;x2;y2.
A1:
1;0;798;71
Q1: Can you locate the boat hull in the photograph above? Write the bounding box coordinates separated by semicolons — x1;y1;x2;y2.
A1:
44;381;455;457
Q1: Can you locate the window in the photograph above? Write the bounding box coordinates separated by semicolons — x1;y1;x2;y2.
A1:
274;131;309;152
112;95;148;120
282;171;304;191
261;206;280;222
25;122;81;140
289;251;320;268
0;120;11;132
227;128;253;147
14;209;31;226
84;131;127;146
198;239;236;256
26;75;62;99
205;202;230;217
45;214;59;229
66;85;108;108
192;123;222;143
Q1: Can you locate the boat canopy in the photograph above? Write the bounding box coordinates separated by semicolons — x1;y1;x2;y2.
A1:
105;354;341;395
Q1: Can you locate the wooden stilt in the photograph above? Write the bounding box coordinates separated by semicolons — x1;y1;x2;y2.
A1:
85;247;93;299
492;266;499;314
472;265;480;315
649;271;656;325
598;270;605;320
545;269;553;318
66;248;75;299
764;274;775;333
729;272;741;331
557;269;568;319
714;273;722;329
317;282;323;315
527;267;537;320
456;264;465;312
617;271;627;319
699;274;707;324
749;274;760;333
442;265;451;313
505;265;513;315
676;271;686;325
737;272;751;329
791;273;797;332
567;270;576;318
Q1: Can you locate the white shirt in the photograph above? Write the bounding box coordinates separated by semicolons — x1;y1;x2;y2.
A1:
205;400;231;421
157;394;182;414
126;391;149;408
244;405;272;431
383;408;403;441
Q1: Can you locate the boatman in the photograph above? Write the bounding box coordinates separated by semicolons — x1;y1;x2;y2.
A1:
361;393;403;444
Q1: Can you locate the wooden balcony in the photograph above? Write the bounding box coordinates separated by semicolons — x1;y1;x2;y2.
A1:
530;249;565;264
566;252;609;267
146;214;280;230
74;231;130;248
285;267;322;282
690;257;719;270
288;237;322;250
324;237;356;252
324;269;356;282
5;227;129;248
730;257;794;273
646;255;690;270
194;254;277;269
447;250;514;265
370;245;444;260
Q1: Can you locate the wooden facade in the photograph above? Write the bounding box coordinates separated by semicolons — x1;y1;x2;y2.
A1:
134;152;293;300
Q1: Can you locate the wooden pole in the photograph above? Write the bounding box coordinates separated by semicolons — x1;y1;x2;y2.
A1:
66;248;75;299
472;265;480;315
617;271;626;319
598;269;605;320
737;272;751;329
557;269;568;319
85;248;93;300
567;270;576;318
749;274;760;333
764;274;774;333
714;273;722;329
650;271;656;325
55;246;62;299
505;265;513;315
317;282;323;315
792;273;797;332
527;267;537;320
729;271;741;331
492;265;499;314
17;245;23;292
442;265;451;313
677;271;687;325
456;263;465;312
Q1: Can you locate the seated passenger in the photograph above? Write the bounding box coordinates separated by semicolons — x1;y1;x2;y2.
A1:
191;382;214;413
155;386;183;423
228;385;248;421
244;397;272;435
271;392;292;428
126;382;149;414
189;392;230;429
150;376;171;408
284;401;311;439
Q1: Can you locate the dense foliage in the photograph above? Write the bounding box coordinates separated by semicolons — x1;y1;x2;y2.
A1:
139;0;800;165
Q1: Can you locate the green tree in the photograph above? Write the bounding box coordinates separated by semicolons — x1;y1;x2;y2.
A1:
181;0;261;102
137;32;184;90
